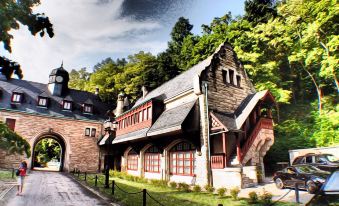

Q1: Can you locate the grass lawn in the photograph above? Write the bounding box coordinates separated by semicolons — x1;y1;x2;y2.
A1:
0;170;14;181
74;173;297;206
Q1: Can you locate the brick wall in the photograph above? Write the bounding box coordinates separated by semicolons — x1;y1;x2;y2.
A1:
0;110;103;172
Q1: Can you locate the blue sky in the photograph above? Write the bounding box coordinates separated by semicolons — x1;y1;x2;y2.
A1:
2;0;245;83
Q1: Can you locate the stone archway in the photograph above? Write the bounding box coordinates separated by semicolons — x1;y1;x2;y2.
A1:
31;133;66;172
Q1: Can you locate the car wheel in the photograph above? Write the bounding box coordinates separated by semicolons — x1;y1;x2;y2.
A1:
275;178;284;189
306;181;317;194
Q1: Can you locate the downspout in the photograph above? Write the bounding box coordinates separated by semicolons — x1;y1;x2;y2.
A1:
203;81;212;186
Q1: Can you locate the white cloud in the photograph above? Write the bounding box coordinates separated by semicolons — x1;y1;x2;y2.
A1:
4;0;167;83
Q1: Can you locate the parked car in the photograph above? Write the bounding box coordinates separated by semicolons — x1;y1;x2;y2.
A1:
292;153;339;172
273;165;331;194
306;170;339;206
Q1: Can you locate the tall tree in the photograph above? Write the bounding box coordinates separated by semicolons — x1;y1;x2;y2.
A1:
0;0;54;79
244;0;277;25
68;68;90;90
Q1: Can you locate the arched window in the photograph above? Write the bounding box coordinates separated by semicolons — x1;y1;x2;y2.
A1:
127;149;138;170
144;146;160;173
170;142;196;176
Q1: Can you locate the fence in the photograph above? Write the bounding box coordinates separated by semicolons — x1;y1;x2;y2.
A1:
70;169;165;206
0;167;16;179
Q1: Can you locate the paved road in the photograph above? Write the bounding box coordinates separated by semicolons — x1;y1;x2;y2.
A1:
4;171;109;206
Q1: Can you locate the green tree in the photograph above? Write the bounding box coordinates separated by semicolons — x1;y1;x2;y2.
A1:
244;0;277;25
0;123;30;157
68;68;90;90
0;0;54;79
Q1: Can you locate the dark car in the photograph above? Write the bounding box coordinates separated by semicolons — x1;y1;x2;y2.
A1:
273;165;331;194
306;170;339;206
292;153;339;172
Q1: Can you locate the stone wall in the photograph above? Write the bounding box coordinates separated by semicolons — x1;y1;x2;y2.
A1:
204;45;255;114
0;110;103;172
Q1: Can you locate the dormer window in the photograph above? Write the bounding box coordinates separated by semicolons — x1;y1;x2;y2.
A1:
38;97;48;107
11;92;22;103
83;104;93;114
63;100;72;110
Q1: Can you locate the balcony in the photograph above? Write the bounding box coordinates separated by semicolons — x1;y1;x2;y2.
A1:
211;153;225;169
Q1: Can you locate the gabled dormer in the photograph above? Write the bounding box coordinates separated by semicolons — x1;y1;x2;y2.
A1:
62;95;73;111
83;98;94;114
37;91;49;108
11;92;23;103
11;87;24;103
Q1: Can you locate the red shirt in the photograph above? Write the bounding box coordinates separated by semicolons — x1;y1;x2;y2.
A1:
19;168;26;176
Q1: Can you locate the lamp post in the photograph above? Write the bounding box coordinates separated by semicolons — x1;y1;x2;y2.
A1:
104;119;118;188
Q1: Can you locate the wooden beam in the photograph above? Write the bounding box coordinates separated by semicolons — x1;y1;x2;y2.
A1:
222;133;227;167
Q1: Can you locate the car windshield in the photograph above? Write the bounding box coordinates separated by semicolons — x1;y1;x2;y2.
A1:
323;171;339;193
295;165;320;173
325;155;339;163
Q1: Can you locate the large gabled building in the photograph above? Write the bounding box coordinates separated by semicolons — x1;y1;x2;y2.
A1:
100;43;275;188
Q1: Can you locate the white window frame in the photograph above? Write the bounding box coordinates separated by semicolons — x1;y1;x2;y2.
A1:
83;104;93;113
12;93;22;103
38;97;48;107
63;101;72;110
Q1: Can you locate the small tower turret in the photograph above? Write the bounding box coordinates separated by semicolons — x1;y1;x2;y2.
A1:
48;63;69;96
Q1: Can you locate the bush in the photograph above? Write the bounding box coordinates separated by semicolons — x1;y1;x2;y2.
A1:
260;191;273;206
178;182;190;192
217;187;227;197
192;185;202;193
230;187;240;200
204;185;215;193
169;181;177;189
248;191;258;204
150;179;168;187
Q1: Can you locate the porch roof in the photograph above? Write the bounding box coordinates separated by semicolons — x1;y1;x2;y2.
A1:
112;100;196;144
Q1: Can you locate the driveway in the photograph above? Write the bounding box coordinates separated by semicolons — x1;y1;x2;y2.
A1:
238;180;314;204
3;171;110;206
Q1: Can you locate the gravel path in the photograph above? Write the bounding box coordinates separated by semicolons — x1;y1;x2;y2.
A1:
4;171;110;206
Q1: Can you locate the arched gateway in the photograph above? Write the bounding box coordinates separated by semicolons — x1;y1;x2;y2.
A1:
31;133;66;171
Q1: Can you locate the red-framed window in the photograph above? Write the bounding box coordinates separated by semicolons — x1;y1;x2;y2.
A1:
170;142;196;176
83;104;93;113
144;146;160;173
63;100;72;110
127;149;138;170
38;97;48;107
11;92;22;103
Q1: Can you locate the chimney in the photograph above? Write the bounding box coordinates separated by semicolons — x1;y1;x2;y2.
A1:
123;96;130;110
142;86;148;99
115;93;125;116
95;86;99;95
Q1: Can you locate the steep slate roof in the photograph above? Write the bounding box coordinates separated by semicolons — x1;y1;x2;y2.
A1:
212;112;237;131
133;48;219;108
147;100;196;136
0;78;111;121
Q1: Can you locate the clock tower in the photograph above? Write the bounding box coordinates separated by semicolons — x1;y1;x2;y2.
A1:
48;63;70;96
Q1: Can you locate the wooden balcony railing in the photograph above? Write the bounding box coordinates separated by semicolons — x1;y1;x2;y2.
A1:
240;117;273;162
211;154;225;169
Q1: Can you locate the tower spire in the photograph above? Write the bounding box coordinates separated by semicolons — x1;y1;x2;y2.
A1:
61;60;64;68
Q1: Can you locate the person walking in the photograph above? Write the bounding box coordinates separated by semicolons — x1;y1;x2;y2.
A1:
16;160;27;196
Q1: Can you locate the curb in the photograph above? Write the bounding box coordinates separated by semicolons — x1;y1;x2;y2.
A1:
0;185;15;200
67;174;121;206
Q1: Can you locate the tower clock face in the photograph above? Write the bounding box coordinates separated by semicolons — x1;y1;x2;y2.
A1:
56;76;63;83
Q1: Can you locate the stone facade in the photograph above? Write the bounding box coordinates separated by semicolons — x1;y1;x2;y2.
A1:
0;110;103;172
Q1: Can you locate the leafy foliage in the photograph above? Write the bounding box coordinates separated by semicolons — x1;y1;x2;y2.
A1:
34;139;61;164
0;0;54;79
0;123;30;157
